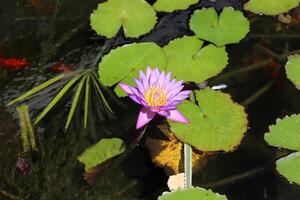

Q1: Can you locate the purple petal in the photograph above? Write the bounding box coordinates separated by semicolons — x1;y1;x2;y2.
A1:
167;109;189;123
129;94;146;105
136;107;156;129
157;70;165;87
167;85;184;98
157;110;170;117
134;78;145;94
146;66;152;79
149;70;158;87
139;70;149;89
164;72;171;85
119;83;134;95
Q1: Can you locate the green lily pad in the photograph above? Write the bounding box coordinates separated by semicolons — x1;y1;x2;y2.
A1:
285;54;300;90
98;42;167;96
158;187;227;200
78;138;126;171
189;7;250;47
90;0;157;38
244;0;300;16
169;88;247;152
265;114;300;151
276;152;300;185
153;0;200;12
163;36;228;83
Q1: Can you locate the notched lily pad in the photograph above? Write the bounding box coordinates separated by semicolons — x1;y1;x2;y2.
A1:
158;187;228;200
169;88;247;152
90;0;157;38
153;0;200;12
276;152;300;185
244;0;300;16
285;54;300;90
98;42;167;96
189;7;250;47
163;36;228;83
78;138;126;171
265;114;300;151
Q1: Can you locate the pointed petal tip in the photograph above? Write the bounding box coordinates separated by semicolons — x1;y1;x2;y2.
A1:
136;107;156;129
167;109;189;124
119;83;133;95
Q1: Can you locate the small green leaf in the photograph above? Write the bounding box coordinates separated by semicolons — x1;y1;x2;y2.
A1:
169;88;247;152
78;138;126;171
244;0;300;16
153;0;200;12
8;74;65;106
163;36;228;83
285;54;300;90
99;42;167;96
276;152;300;185
265;114;300;151
84;73;91;128
189;7;249;47
90;0;157;38
158;187;228;200
65;76;87;129
34;75;82;124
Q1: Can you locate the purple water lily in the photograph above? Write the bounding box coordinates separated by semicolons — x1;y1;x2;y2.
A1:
119;67;191;129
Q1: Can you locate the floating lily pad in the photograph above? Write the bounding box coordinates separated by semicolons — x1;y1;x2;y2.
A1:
90;0;157;38
78;138;126;171
163;36;228;83
158;187;227;200
98;42;167;96
169;88;247;152
285;54;300;90
276;152;300;185
265;114;300;151
189;7;249;47
153;0;200;12
244;0;300;16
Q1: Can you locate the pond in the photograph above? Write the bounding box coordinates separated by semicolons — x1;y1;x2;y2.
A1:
1;0;300;199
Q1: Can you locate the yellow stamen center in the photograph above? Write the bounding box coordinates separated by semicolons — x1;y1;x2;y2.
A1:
144;87;168;108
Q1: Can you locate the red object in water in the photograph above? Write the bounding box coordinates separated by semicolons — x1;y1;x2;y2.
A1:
0;55;31;70
16;157;31;175
50;62;73;74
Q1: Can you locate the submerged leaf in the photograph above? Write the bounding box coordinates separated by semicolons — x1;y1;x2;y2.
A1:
285;54;300;90
265;114;300;151
78;138;126;171
153;0;200;12
145;132;207;175
169;89;247;152
189;7;249;47
17;105;36;152
163;36;228;83
244;0;300;16
90;0;157;38
158;187;228;200
99;42;167;96
276;152;300;185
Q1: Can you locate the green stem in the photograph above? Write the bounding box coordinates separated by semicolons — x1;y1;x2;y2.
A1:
184;143;192;188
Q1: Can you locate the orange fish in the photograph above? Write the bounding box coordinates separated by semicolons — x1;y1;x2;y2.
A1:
50;62;73;73
0;54;31;70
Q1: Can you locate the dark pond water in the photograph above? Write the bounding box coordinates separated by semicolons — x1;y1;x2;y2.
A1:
1;0;300;199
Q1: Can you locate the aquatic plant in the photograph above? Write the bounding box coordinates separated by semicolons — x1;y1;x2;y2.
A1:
119;67;191;129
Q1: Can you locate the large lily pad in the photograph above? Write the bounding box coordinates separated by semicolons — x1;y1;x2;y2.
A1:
158;187;227;200
98;42;167;96
78;138;126;171
163;36;228;83
153;0;200;12
265;114;300;151
285;54;300;90
189;7;249;47
244;0;300;16
276;152;300;185
169;88;247;152
90;0;157;38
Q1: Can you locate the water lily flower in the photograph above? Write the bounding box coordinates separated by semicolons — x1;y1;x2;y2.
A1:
119;67;191;129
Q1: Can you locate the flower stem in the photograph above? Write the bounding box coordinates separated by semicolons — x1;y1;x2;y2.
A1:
184;143;192;188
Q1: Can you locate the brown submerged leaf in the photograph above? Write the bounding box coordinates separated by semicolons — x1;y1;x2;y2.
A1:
145;127;209;175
